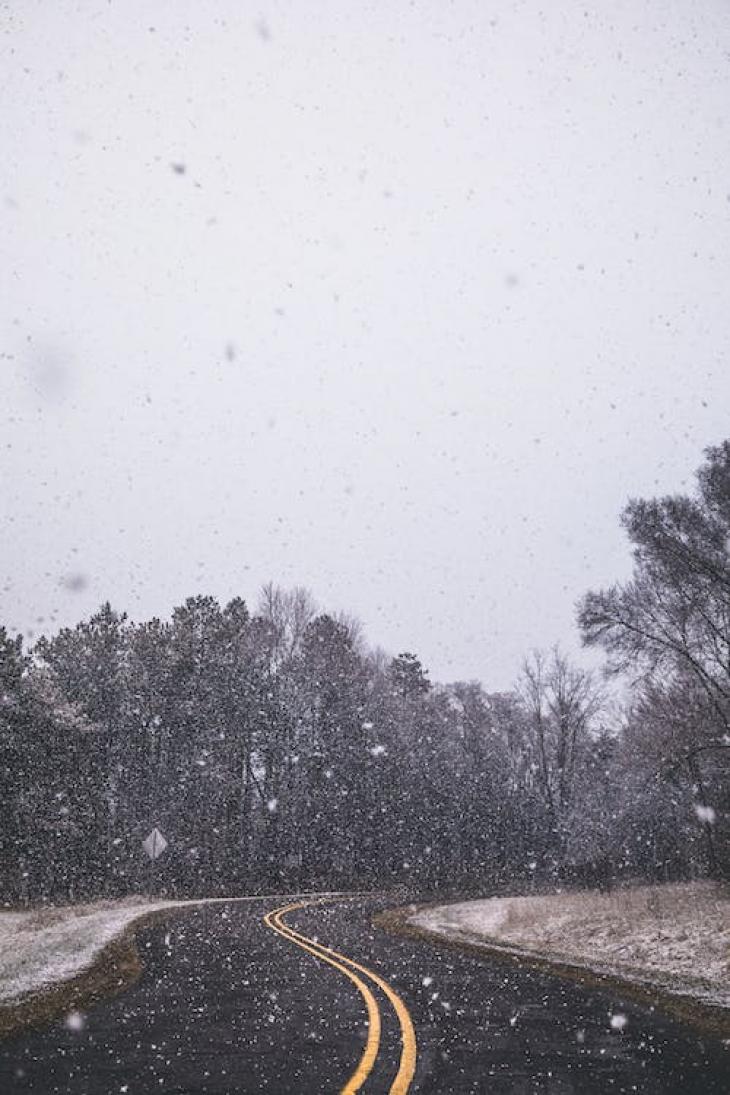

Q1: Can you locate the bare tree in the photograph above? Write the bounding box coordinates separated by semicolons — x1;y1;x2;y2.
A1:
578;442;730;733
578;443;730;877
257;583;317;667
517;647;603;868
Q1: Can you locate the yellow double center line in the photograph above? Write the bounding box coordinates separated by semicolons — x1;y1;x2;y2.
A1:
263;899;417;1094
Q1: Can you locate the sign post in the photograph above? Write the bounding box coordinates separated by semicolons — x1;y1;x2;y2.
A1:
142;827;168;895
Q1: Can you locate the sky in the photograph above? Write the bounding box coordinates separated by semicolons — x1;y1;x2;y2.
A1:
2;0;729;689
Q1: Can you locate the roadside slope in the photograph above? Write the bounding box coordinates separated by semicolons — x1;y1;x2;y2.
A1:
390;881;730;1037
0;898;190;1036
0;900;179;1006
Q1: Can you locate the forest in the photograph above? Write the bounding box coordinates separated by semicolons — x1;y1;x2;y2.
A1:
2;443;729;904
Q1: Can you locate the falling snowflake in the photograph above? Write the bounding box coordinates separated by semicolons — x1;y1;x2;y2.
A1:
610;1013;628;1032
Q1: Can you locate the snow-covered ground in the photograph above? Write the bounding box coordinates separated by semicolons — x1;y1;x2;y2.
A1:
0;898;183;1005
411;881;730;1011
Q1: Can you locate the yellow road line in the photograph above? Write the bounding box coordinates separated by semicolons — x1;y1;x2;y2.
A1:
263;899;417;1094
263;902;380;1093
278;906;417;1095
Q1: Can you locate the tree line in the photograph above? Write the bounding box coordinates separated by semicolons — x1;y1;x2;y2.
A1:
1;443;728;905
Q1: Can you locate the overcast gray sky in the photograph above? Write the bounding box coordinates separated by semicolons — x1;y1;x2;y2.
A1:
2;1;729;688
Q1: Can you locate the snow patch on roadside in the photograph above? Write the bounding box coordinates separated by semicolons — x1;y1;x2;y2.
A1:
411;881;730;1011
0;899;180;1004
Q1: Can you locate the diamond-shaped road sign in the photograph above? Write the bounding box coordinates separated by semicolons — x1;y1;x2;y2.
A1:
142;827;168;860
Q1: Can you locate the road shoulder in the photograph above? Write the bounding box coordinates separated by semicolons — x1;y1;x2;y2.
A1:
0;907;171;1040
375;900;730;1042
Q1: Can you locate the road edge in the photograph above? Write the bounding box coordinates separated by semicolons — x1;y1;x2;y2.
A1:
374;903;730;1042
0;906;185;1041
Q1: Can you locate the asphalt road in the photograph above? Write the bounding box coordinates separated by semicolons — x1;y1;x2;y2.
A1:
1;894;728;1094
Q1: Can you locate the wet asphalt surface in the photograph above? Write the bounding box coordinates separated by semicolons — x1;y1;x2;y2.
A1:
1;895;728;1094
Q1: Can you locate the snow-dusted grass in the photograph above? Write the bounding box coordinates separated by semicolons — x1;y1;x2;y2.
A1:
412;881;730;1010
0;898;182;1005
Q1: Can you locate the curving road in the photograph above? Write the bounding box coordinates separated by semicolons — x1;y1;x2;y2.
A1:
1;894;728;1093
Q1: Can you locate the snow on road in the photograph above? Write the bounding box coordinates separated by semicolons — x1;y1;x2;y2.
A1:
411;881;730;1011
